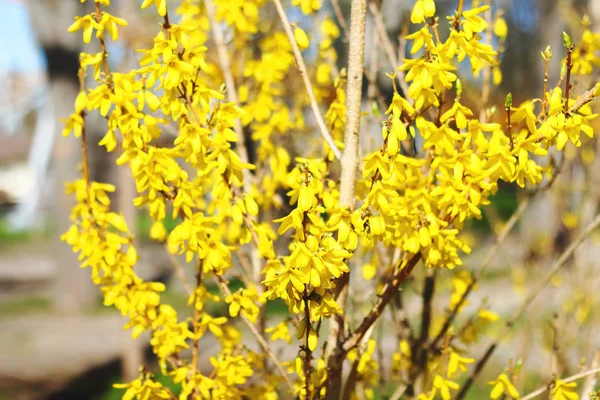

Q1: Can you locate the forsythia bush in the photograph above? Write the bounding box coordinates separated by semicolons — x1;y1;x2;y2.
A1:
61;0;600;398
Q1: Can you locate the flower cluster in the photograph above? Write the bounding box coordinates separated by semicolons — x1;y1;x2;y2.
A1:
60;0;600;399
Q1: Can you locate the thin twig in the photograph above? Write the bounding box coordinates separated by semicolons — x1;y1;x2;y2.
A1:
564;43;574;114
368;1;411;97
479;3;493;123
94;2;113;88
204;0;253;190
303;290;312;399
413;269;436;378
341;324;376;399
190;261;203;376
215;276;296;393
456;213;600;400
330;0;349;41
389;383;408;400
361;29;389;116
272;0;342;159
520;367;600;400
164;244;193;295
398;11;410;72
391;286;414;345
569;84;598;115
581;351;600;400
540;53;550;119
550;313;559;377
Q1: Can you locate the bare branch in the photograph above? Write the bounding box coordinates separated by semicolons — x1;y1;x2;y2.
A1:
341;324;376;399
272;0;342;159
215;276;295;393
344;253;421;352
581;351;600;400
569;84;598;115
413;269;437;377
520;367;600;400
325;0;368;395
368;1;410;97
330;0;349;41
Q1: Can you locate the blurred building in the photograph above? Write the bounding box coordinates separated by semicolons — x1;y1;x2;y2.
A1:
0;0;53;230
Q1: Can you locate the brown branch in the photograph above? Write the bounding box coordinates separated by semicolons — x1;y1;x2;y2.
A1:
540;52;550;119
455;212;600;400
563;42;574;114
505;93;513;136
391;286;414;345
94;2;112;88
324;254;421;400
272;0;342;159
413;269;436;378
323;254;420;400
303;290;312;399
344;253;421;352
190;261;203;376
569;84;598;115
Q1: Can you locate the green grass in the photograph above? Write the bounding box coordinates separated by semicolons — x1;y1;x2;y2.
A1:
0;215;53;244
0;220;33;243
0;296;52;318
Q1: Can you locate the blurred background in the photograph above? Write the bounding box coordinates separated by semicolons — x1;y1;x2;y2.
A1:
0;0;599;399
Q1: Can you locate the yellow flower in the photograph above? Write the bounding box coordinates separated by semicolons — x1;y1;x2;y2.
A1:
62;112;85;138
406;27;436;54
433;374;459;400
68;14;99;43
494;14;508;39
141;0;169;16
294;26;310;50
461;6;490;40
447;351;475;378
551;379;579;400
265;320;292;343
411;0;436;24
292;0;321;15
488;373;520;399
113;371;172;400
96;12;127;40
